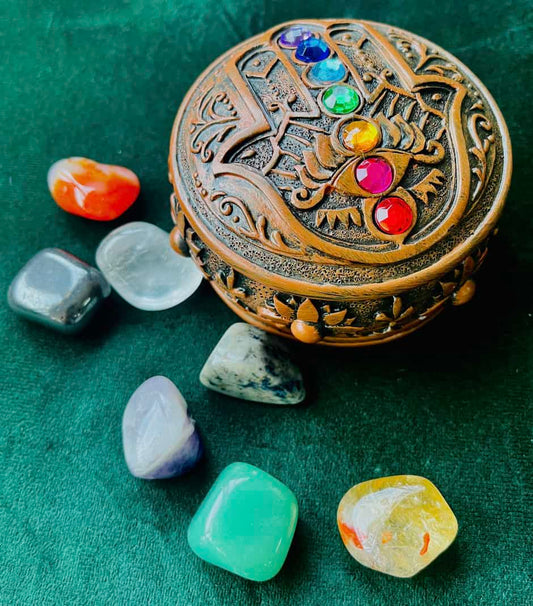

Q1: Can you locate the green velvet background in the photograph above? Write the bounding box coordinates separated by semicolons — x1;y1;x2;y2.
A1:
1;1;532;604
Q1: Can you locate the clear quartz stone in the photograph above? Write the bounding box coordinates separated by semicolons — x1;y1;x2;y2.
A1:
96;221;203;311
122;376;202;479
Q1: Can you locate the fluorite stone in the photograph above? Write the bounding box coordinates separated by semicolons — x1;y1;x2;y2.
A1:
47;157;140;221
322;85;361;114
309;57;346;84
355;157;393;193
96;221;203;311
341;120;380;154
374;197;413;235
279;25;314;48
122;376;202;479
199;323;305;404
295;37;330;63
188;462;298;581
8;248;110;333
337;475;458;578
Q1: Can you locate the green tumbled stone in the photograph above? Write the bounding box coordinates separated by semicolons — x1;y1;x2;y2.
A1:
187;462;298;582
322;84;361;114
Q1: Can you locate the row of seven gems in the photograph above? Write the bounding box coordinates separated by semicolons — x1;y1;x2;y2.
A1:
279;26;413;236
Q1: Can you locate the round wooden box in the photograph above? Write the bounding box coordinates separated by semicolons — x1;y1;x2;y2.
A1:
168;19;511;346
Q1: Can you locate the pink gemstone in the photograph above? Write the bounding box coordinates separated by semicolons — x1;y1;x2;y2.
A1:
355;157;393;194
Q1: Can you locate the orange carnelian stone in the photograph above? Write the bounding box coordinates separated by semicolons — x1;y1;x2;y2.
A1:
47;157;140;221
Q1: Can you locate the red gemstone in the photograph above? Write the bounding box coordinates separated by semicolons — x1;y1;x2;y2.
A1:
374;197;413;235
355;157;393;194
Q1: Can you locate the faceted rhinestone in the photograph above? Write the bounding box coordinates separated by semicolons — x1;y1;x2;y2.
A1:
279;25;315;48
355;157;393;193
295;37;330;63
188;462;298;581
47;157;140;221
8;248;110;333
322;85;361;114
374;197;414;235
122;376;202;479
96;221;203;311
309;57;347;84
342;120;381;153
337;475;458;578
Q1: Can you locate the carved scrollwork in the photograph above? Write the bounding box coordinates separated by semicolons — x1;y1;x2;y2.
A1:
190;92;239;162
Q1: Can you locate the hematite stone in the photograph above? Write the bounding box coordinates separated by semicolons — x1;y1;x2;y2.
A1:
8;248;110;333
199;323;305;405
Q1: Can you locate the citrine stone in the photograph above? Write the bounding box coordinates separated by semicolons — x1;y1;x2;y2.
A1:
188;462;298;581
322;85;360;114
355;157;393;193
309;57;346;84
48;157;140;221
279;25;314;48
342;120;380;153
374;197;413;235
295;37;330;63
337;475;458;578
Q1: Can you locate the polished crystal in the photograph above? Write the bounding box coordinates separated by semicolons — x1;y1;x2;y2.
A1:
188;462;298;581
122;376;202;479
337;475;458;577
96;221;203;311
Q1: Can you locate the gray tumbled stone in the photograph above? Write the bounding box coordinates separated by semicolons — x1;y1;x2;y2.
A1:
8;248;110;333
200;323;305;405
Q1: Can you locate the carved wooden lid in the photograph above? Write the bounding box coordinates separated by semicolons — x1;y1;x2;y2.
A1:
169;19;511;299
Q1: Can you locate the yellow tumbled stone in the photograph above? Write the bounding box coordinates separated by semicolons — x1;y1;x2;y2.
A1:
337;475;458;578
341;120;380;153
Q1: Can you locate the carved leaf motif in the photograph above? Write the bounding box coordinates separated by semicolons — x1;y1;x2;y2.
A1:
273;296;294;320
324;309;348;326
411;169;445;205
392;296;403;319
297;298;319;323
440;281;456;297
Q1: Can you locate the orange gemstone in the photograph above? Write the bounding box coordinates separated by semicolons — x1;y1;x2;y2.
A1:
48;157;140;221
341;120;380;154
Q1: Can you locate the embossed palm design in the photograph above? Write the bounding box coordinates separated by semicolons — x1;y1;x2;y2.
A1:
186;21;495;266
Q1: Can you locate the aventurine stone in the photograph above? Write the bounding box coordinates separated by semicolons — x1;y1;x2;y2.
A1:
337;475;458;578
96;221;203;311
122;376;202;479
188;462;298;581
8;248;110;333
199;323;305;404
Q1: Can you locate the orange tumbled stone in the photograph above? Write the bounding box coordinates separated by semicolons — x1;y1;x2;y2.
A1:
47;157;140;221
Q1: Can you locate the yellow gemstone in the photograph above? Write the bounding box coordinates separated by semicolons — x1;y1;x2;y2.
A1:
337;475;458;578
341;120;380;153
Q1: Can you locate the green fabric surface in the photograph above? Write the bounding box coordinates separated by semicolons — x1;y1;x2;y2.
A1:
1;1;531;604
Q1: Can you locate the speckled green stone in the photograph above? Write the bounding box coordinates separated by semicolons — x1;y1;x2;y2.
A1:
322;84;361;114
187;462;298;581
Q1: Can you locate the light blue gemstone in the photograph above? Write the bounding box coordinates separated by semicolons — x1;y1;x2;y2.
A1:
309;57;346;84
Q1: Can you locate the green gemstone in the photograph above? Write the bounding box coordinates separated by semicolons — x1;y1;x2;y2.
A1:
322;85;361;114
187;462;298;582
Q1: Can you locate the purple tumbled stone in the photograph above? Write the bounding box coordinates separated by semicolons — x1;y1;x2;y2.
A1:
122;376;203;479
279;25;315;48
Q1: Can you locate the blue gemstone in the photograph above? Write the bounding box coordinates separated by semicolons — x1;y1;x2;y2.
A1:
309;57;347;84
295;37;330;63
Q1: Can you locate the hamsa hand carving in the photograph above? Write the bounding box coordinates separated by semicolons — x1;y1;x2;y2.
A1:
185;21;486;266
